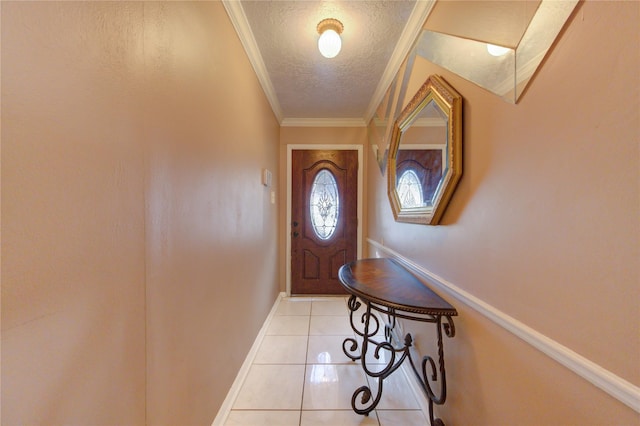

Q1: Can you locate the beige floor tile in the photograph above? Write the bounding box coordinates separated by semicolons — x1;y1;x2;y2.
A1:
254;335;308;364
309;315;353;336
302;364;368;410
233;364;305;410
306;335;356;365
276;298;312;316
300;409;378;425
311;298;349;316
225;410;300;426
370;370;421;410
376;409;429;425
266;315;310;336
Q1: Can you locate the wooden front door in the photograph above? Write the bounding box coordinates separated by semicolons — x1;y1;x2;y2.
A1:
291;150;358;294
396;149;443;204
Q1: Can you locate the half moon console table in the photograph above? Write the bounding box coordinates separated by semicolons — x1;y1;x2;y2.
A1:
338;258;458;426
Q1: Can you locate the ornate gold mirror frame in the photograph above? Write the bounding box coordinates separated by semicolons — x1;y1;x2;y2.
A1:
387;75;462;225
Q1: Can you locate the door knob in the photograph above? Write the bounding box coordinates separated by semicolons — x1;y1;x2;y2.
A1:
293;221;299;227
293;231;299;238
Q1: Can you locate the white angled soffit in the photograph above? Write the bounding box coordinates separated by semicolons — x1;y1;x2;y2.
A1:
222;0;283;123
364;0;436;123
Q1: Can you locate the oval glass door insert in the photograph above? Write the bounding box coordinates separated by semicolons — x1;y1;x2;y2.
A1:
397;169;424;208
310;169;340;240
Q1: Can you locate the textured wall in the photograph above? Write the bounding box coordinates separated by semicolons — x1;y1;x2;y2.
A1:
143;2;280;425
366;1;639;424
1;2;280;425
1;3;147;424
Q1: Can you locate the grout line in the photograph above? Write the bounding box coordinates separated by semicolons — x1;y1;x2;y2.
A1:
298;301;314;426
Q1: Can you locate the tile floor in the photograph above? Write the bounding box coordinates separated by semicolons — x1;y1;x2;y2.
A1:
223;296;429;426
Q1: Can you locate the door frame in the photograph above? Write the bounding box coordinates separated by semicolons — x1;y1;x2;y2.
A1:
286;144;363;296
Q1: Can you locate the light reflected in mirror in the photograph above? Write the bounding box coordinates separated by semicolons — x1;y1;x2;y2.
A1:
416;30;516;100
388;75;462;225
416;0;579;103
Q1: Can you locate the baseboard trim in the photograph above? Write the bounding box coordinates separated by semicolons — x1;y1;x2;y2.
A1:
211;292;286;426
367;238;640;413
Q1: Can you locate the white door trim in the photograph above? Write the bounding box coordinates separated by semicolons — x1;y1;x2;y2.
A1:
286;144;363;296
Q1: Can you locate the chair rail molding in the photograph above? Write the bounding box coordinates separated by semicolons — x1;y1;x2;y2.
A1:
367;238;640;413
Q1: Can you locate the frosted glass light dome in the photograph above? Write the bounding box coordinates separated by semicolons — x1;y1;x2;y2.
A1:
317;18;343;59
318;29;341;58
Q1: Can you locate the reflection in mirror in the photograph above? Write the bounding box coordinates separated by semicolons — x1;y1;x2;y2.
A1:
416;0;578;103
388;75;462;225
395;100;447;209
368;52;416;174
416;30;515;100
367;78;396;174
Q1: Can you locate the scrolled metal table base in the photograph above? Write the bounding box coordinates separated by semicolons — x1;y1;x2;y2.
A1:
342;295;455;426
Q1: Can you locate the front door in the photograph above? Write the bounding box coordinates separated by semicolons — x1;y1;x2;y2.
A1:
291;150;358;294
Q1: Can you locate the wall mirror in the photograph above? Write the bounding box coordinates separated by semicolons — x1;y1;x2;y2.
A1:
416;0;579;103
387;75;462;225
367;77;396;174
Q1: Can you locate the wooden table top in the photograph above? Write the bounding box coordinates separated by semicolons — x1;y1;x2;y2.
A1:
338;258;457;316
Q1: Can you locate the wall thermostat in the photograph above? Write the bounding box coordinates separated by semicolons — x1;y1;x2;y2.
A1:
262;168;272;188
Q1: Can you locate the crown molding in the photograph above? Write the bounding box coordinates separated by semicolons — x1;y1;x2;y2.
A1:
364;0;436;123
222;0;283;123
280;118;366;128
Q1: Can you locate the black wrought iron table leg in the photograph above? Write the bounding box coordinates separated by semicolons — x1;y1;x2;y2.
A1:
337;259;458;426
407;314;456;426
342;296;411;416
343;295;456;425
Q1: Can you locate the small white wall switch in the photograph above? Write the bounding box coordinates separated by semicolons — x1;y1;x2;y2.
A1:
262;168;272;187
270;191;276;204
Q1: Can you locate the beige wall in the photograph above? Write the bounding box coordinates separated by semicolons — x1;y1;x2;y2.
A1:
2;3;147;424
367;1;639;424
143;3;280;425
2;2;280;425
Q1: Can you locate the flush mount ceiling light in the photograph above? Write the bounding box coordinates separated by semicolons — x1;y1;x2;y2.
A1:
317;18;343;59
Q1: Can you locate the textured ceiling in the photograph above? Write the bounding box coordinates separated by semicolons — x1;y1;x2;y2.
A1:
229;1;423;125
